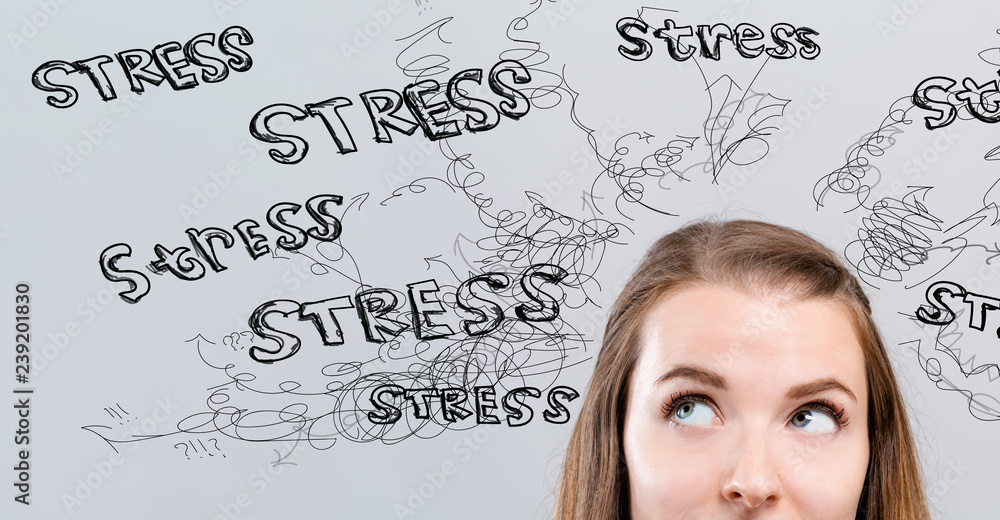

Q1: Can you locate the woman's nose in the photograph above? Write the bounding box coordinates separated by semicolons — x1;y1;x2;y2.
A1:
721;434;784;508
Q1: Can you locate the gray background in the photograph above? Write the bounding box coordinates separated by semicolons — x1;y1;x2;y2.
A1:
1;1;997;518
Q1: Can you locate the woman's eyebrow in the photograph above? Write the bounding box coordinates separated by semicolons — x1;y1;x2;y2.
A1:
785;378;858;403
655;365;728;390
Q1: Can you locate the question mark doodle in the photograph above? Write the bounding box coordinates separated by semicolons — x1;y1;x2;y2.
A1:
174;443;190;460
209;438;226;458
222;331;255;351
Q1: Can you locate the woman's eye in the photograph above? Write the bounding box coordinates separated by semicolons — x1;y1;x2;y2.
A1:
789;409;837;433
671;401;716;426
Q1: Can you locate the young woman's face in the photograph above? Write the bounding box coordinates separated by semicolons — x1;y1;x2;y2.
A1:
623;285;869;519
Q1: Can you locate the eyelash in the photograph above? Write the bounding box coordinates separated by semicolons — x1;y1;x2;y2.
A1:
660;392;850;429
805;398;850;428
660;390;710;420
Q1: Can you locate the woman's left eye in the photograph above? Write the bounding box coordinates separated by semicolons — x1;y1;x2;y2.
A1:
789;409;837;433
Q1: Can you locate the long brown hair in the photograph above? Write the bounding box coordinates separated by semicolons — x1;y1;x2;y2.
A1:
555;219;929;520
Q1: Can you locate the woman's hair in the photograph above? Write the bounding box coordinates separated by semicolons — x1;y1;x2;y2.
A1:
554;219;929;520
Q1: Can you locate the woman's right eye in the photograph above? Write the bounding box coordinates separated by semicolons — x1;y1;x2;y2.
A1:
667;399;717;426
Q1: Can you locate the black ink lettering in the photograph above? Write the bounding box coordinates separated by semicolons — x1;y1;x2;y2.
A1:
733;23;765;58
31;60;79;108
368;385;404;424
616;17;653;61
152;41;198;90
542;386;580;424
304;97;358;154
794;26;821;59
695;23;734;60
359;89;420;143
149;244;207;281
963;291;1000;331
233;219;271;259
248;300;304;363
439;388;473;422
912;77;959;130
218;26;254;72
654;20;696;61
115;49;166;94
766;23;798;59
403;79;463;140
33;26;253;109
99;243;151;304
955;77;1000;124
488;60;531;120
74;55;117;101
916;281;964;326
475;386;501;424
249;104;310;164
407;279;456;339
456;273;509;336
183;33;229;83
186;227;235;273
355;289;409;343
304;194;344;242
404;388;440;419
299;296;355;345
502;387;541;427
446;69;501;133
515;264;568;322
266;202;308;251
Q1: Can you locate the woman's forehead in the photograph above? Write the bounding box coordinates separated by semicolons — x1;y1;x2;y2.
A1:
634;285;867;395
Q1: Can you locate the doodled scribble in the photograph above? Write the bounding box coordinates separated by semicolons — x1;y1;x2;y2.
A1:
978;33;1000;159
839;173;1000;290
87;265;588;451
86;186;593;452
814;96;917;212
577;7;794;219
83;3;832;454
819;30;1000;291
817;26;1000;424
387;8;625;290
699;78;791;182
905;304;1000;422
844;186;943;287
822;31;1000;213
587;81;789;219
81;4;620;454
